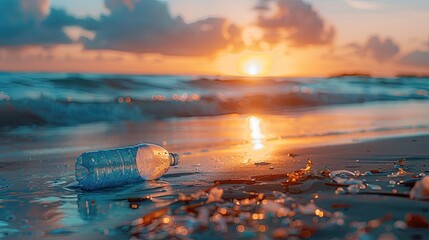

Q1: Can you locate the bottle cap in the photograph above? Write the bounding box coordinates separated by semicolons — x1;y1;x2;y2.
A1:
169;153;180;166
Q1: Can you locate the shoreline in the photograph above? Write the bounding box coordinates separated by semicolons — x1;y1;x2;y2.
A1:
1;133;428;239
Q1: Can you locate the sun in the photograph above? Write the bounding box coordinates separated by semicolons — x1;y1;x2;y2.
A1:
245;63;261;76
237;51;272;76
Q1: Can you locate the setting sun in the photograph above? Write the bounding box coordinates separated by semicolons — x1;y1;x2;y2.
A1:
245;63;261;76
238;51;273;76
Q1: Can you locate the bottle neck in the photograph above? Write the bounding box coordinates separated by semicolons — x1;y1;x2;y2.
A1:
169;153;180;166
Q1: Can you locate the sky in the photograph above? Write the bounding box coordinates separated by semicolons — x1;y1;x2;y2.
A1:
0;0;428;77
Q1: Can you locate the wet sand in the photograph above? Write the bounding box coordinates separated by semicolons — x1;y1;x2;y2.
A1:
0;101;428;239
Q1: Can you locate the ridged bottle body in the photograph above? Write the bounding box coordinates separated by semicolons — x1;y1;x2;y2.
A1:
75;144;177;190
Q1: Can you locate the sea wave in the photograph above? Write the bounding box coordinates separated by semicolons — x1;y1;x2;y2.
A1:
0;73;428;127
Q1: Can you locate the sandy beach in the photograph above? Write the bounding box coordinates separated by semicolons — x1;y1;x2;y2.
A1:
1;100;428;239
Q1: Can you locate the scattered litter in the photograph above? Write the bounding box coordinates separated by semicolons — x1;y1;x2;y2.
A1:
66;155;427;239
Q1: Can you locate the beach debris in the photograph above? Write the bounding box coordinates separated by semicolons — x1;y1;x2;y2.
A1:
330;170;363;185
347;184;366;194
320;167;331;177
286;159;314;183
272;228;288;238
131;207;169;227
366;184;382;190
405;214;429;228
262;200;290;216
368;213;393;228
329;170;354;178
254;161;271;166
206;187;224;203
119;158;428;240
75;143;180;190
288;179;327;194
129;203;139;209
377;232;399;240
177;193;193;202
298;202;330;217
335;187;346;195
393;220;407;229
190;190;207;200
387;168;407;178
409;176;429;201
394;159;405;169
327;211;346;226
252;159;315;183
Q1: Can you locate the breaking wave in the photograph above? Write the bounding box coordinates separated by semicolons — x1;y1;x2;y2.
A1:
0;72;428;127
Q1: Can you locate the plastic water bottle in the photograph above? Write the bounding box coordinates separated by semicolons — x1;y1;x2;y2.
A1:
75;143;180;190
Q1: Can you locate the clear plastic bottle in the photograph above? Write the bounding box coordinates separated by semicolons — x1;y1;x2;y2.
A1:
75;143;180;190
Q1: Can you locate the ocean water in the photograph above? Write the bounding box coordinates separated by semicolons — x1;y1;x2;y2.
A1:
0;72;428;127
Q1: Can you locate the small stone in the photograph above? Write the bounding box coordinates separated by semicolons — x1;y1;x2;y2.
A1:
405;214;429;228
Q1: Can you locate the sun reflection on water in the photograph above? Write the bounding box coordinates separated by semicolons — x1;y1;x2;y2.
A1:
248;116;264;150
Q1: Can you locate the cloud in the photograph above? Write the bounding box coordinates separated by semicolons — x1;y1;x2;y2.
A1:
399;50;429;67
82;0;242;56
348;36;400;62
256;0;335;47
343;0;381;10
20;0;50;19
0;0;95;47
